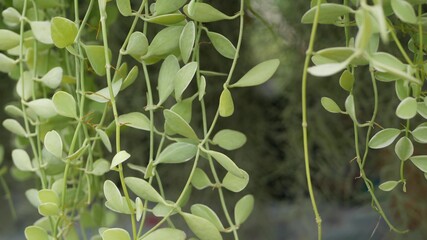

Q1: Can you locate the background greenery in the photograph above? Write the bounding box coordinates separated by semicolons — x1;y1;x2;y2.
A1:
1;0;427;239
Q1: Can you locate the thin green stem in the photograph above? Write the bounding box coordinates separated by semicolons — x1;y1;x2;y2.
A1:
301;0;323;238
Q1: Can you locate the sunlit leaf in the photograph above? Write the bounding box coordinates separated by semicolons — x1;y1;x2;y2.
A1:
84;45;111;76
155;0;187;15
12;149;33;171
222;170;249;193
144;26;183;59
121;66;138;90
0;29;20;50
25;226;49;240
102;228;131;240
320;97;342;113
219;88;234;117
234;194;254;225
2;7;21;27
394;136;413;161
126;32;148;58
207;31;236;59
27;99;57;119
191;168;213;190
141;228;186;240
301;3;354;24
191;204;224;231
96;129;112;152
86;79;122;103
391;0;417;24
230;59;279;87
379;181;399;191
30;21;53;44
181;212;223;240
145;14;186;25
175;62;198;101
184;2;235;22
40;67;63;89
396;97;417;119
158;55;180;105
3;119;27;137
104;180;123;212
412;126;427;143
118;112;150;131
110;150;131;169
164;110;198;140
339;70;354;92
180;21;196;64
51;17;77;48
0;53;17;73
116;0;132;16
213;129;246;150
203;149;244;178
369;128;401;149
52;91;77;118
16;71;33;101
44;130;63;158
125;177;165;203
155;142;197;165
411;155;427;172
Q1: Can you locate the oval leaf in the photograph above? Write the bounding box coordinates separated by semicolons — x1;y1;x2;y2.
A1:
219;88;234;117
51;17;77;48
191;204;224;231
412;126;427;143
204;149;244;178
181;212;223;240
191;168;213;190
411;155;427;172
207;31;236;59
84;45;111;76
396;97;417;119
102;228;131;240
158;55;180;105
212;129;246;151
164;110;198;140
320;97;342;113
3;119;27;137
184;2;235;22
369;128;401;149
27;99;57;119
116;0;132;16
395;136;413;161
175;62;198;101
118;112;150;131
155;142;197;165
125;177;165;203
230;59;279;87
30;21;53;44
234;194;254;225
44;130;63;158
52;91;77;118
0;29;20;50
379;181;399;192
391;0;417;24
222;170;249;193
12;149;33;171
40;67;63;89
25;226;49;240
155;0;187;15
141;228;186;240
180;21;196;64
110;150;131;169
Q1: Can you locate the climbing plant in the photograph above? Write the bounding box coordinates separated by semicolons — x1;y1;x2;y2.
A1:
302;0;427;239
0;0;279;239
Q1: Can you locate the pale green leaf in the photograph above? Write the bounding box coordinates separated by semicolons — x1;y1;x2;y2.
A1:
145;13;186;25
118;112;150;131
204;149;244;178
301;3;354;24
395;80;410;101
103;180;123;211
191;168;213;190
25;226;49;240
86;79;122;103
2;7;21;27
410;155;427;172
164;109;198;140
3;119;27;137
155;142;197;165
89;159;110;176
44;130;63;158
27;99;57;118
212;129;246;150
223;170;249;193
180;21;196;64
125;177;165;203
141;228;186;240
391;0;417;24
230;59;279;87
207;31;236;59
26;189;40;207
379;181;399;191
345;95;357;122
121;66;138;90
396;97;417;119
0;29;20;50
199;76;206;101
355;9;372;50
184;2;235;22
40;67;63;89
110;150;131;169
52;91;77;118
395;136;413;161
171;97;194;123
16;71;33;101
144;26;183;59
191;204;224;231
96;129;112;152
30;21;53;44
136;197;143;222
181;212;223;240
234;194;254;225
175;62;198;101
152;202;176;217
102;228;131;240
412;126;427;143
116;0;132;16
155;0;187;15
51;17;77;48
339;69;354;92
84;45;111;76
158;55;180;105
369;128;401;149
12;149;33;171
38;202;59;216
126;32;148;58
321;97;342;113
219;88;234;117
38;189;59;205
308;61;349;77
0;53;17;73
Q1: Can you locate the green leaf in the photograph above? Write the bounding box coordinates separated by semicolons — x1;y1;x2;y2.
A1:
0;53;17;73
345;95;357;122
103;180;123;212
5;105;23;118
96;129;112;152
222;170;249;193
25;226;49;240
379;181;399;191
38;202;59;216
142;229;186;240
219;88;234;117
126;32;148;58
116;0;132;16
30;21;53;44
301;3;354;24
417;102;427;119
391;0;417;24
2;7;21;27
371;52;406;72
234;194;254;225
207;31;236;59
396;97;417;119
369;128;401;149
158;55;180;105
38;189;59;205
212;129;246;150
52;91;77;118
171;97;194;123
89;159;110;176
191;204;225;231
155;142;197;165
118;112;150;131
102;228;131;240
203;149;244;178
145;26;183;59
26;189;40;207
355;9;372;50
184;2;235;22
110;150;131;169
145;13;186;25
44;130;63;158
84;45;111;76
308;60;350;77
191;168;213;190
339;70;354;92
136;197;143;222
320;97;342;113
51;17;78;48
164;110;198;140
125;177;165;203
86;79;122;103
230;59;279;87
155;0;187;15
180;21;196;64
16;71;33;101
121;66;138;90
12;149;33;171
410;155;427;172
395;80;410;101
311;47;368;66
181;212;223;240
3;119;27;137
175;62;198;101
27;99;57;118
152;202;176;217
199;76;206;101
0;29;20;50
412;126;427;143
40;67;63;89
395;136;413;161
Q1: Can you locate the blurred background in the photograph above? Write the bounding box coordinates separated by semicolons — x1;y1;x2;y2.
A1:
1;0;427;239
